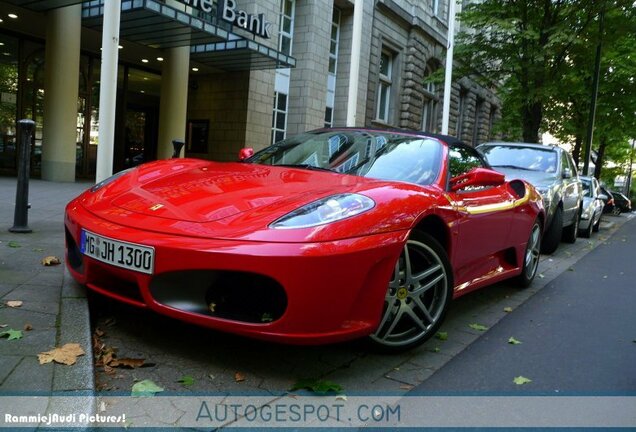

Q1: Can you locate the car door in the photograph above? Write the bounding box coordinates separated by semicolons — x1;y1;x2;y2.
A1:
445;145;516;291
560;151;582;225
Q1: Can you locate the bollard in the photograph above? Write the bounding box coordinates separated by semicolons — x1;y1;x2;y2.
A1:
9;119;35;233
172;139;185;158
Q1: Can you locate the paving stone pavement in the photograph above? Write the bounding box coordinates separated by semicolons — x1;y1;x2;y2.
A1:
0;175;632;429
0;178;93;398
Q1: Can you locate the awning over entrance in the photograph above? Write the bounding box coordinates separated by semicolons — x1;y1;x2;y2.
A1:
191;39;296;71
79;0;295;71
3;0;83;11
82;0;231;49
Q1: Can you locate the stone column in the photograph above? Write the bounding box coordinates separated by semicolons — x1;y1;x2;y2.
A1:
41;4;81;182
157;46;190;159
286;0;333;136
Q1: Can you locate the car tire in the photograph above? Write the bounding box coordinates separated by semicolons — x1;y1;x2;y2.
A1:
368;231;453;352
541;207;563;254
517;220;542;288
562;208;579;244
612;207;621;216
579;219;593;238
592;217;601;233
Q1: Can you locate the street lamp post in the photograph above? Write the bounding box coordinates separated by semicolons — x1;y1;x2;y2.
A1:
626;138;635;197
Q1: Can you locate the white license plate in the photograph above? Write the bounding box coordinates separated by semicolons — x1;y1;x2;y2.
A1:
80;230;155;274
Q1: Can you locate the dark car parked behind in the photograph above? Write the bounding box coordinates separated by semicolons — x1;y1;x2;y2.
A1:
610;190;632;214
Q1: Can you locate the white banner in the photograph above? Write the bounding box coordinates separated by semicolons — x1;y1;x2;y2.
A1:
1;395;635;428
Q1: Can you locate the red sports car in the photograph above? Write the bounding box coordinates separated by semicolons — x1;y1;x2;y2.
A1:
65;129;544;350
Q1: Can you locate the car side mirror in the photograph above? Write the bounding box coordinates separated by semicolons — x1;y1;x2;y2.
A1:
562;168;572;179
238;147;254;161
450;167;506;192
598;193;608;202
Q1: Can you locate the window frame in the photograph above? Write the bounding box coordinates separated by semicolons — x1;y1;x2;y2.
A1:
376;49;394;123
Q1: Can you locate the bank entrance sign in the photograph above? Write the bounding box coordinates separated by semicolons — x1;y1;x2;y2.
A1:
177;0;272;39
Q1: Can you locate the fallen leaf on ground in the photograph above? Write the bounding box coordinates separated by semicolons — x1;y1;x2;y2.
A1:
469;323;488;331
0;329;23;340
5;301;22;308
32;248;44;252
503;307;513;313
7;241;21;248
399;384;414;391
178;375;195;387
234;372;246;382
131;379;164;397
335;395;348;401
291;379;343;394
0;324;7;328
94;328;105;337
435;331;448;341
38;343;85;365
109;358;145;369
24;323;33;331
431;347;441;353
513;376;532;385
41;256;61;266
508;337;522;345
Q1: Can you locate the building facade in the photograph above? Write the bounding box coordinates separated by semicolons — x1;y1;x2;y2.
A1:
0;0;500;182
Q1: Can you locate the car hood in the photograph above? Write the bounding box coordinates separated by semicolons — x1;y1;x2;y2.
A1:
107;160;378;223
74;159;440;242
492;167;558;188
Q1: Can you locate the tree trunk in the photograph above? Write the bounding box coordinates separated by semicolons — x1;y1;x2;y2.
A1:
572;133;583;167
521;101;542;143
594;135;607;179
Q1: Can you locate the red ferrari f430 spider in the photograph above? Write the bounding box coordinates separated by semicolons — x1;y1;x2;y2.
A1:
65;129;544;351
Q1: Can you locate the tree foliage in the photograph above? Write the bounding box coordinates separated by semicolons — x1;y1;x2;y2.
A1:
456;0;636;183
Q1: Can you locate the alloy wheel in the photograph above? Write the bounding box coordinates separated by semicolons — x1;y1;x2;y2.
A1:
370;239;449;348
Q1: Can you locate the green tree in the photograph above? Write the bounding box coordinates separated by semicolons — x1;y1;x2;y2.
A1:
455;0;601;143
544;3;636;177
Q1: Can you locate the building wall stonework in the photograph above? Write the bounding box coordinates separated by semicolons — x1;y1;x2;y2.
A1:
185;0;502;165
286;0;333;135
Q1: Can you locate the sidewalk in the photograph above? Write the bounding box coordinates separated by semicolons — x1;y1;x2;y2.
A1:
0;177;93;396
0;175;633;428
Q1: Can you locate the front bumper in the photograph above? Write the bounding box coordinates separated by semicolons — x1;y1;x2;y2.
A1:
65;202;406;344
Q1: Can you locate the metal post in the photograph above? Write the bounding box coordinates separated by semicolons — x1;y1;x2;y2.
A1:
10;119;35;233
582;9;604;176
95;0;122;183
172;139;185;158
345;0;363;127
441;0;457;135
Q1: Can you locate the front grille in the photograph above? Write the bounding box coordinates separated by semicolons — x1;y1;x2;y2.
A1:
150;270;287;324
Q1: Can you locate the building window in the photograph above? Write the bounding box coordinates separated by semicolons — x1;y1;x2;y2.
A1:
325;7;341;128
422;64;439;133
278;0;295;56
488;107;497;140
457;88;467;139
271;92;288;143
376;49;393;123
433;0;441;17
472;98;484;146
272;0;295;143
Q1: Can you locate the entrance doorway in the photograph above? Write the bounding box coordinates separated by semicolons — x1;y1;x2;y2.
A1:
123;103;158;169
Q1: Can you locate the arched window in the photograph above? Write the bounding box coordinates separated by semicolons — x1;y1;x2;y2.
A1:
421;63;439;133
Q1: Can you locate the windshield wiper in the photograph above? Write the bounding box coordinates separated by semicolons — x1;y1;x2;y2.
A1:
274;164;337;172
490;164;538;171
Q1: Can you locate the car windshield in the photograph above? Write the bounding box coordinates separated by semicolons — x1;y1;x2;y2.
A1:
581;178;593;197
247;130;444;185
480;145;557;173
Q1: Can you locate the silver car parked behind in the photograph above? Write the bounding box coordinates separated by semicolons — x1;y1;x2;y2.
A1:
578;176;606;238
477;142;583;254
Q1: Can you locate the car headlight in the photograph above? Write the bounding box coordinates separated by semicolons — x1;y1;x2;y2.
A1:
535;186;552;205
270;193;375;229
90;168;134;192
581;206;592;220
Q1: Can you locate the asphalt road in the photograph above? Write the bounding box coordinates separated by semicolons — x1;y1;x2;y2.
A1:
412;216;636;393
